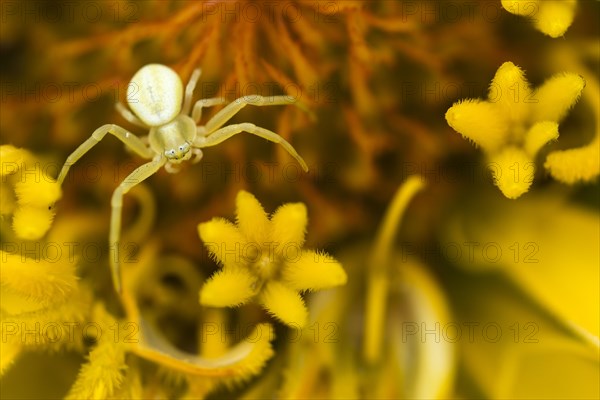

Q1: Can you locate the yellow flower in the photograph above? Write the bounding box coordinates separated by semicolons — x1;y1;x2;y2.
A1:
65;305;128;400
543;42;600;184
198;191;347;328
0;145;62;240
445;62;585;199
501;0;577;38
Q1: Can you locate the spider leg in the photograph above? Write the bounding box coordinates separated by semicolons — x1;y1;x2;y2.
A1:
57;124;154;185
191;148;204;164
110;156;166;293
115;102;146;128
203;95;304;135
191;97;227;124
182;68;202;116
164;161;181;174
194;122;308;171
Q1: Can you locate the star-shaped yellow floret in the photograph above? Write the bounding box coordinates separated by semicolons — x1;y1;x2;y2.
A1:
501;0;577;38
197;191;347;328
446;62;585;199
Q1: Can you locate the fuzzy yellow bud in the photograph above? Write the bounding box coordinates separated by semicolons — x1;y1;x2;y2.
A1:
545;140;600;184
524;121;559;157
259;281;307;328
532;73;585;123
14;176;62;207
489;147;535;199
445;100;508;152
200;268;256;307
282;251;347;292
12;206;55;240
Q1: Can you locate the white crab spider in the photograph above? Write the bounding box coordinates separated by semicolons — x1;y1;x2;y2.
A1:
56;64;308;293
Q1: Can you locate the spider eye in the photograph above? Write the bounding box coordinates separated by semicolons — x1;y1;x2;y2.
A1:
178;143;190;153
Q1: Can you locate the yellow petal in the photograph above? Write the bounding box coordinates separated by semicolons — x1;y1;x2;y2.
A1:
281;250;346;292
364;272;388;364
130;316;275;380
259;281;307;328
489;62;531;128
370;175;426;267
217;323;277;386
2;285;91;343
456;194;600;340
394;259;455;399
66;339;127;400
122;281;276;382
198;218;247;268
488;147;535;199
199;308;230;358
0;286;48;314
0;250;77;307
533;0;577;38
365;176;426;363
270;202;307;253
524;121;559;157
501;0;540;16
448;194;599;397
199;268;256;307
12;206;54;240
445;99;508;152
545;138;600;184
456;273;599;400
236;190;270;245
109;365;142;400
14;175;62;207
531;73;585;123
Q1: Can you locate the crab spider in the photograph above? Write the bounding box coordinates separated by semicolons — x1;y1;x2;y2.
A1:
56;64;308;293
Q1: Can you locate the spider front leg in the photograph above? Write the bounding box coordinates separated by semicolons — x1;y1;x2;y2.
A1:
182;68;202;116
57;124;154;184
110;156;166;293
191;97;227;124
204;95;303;134
194;122;308;171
